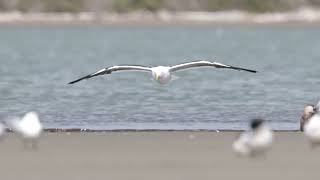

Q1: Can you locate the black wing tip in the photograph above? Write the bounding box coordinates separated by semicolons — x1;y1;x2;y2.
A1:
246;69;258;73
239;68;258;73
68;79;82;84
68;75;92;85
68;68;110;85
229;66;258;73
68;80;78;84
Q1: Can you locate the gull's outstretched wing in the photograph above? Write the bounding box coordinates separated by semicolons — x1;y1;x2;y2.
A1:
68;65;152;84
169;60;257;73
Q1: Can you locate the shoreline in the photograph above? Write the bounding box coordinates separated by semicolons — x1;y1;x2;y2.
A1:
1;8;320;26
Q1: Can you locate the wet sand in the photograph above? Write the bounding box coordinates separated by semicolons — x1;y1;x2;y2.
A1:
0;132;318;180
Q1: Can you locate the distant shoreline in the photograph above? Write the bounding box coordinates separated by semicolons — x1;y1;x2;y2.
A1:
0;8;320;26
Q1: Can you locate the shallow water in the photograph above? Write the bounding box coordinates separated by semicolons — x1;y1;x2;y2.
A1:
1;26;319;130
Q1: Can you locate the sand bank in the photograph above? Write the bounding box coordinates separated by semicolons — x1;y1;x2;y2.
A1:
0;131;318;180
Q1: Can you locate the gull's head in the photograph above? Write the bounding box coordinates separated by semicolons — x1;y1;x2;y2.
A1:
250;119;264;131
303;105;316;120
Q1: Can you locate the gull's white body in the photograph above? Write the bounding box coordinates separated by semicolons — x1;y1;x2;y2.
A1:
304;114;320;145
248;125;274;153
68;60;257;85
11;112;43;139
233;125;274;156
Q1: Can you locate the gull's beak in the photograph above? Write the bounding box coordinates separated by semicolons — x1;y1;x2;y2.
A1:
155;73;160;81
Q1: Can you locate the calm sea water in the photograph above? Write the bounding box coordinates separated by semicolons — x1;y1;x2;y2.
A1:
1;26;319;130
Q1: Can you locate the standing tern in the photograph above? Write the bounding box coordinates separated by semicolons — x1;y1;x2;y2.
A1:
233;119;274;157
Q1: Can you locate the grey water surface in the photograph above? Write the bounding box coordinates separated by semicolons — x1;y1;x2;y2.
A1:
1;26;319;130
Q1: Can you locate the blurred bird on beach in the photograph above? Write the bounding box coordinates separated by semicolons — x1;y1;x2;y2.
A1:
7;112;43;149
233;119;274;157
300;105;316;131
303;103;320;147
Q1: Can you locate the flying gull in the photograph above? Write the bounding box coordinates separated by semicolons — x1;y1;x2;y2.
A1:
68;60;257;85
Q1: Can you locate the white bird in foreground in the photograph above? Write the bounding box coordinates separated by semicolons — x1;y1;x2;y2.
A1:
68;60;257;85
304;110;320;147
9;111;43;149
233;119;274;157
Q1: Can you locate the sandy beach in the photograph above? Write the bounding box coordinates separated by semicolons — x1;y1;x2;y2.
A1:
0;131;318;180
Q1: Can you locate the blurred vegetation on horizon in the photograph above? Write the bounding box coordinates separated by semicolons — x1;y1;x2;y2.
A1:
0;0;320;13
